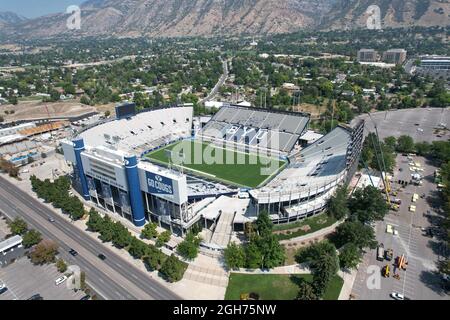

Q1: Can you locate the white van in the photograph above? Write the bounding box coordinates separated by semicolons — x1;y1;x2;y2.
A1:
55;276;67;286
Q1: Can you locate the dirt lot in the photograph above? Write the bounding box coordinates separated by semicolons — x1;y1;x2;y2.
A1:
292;103;324;118
0;100;97;122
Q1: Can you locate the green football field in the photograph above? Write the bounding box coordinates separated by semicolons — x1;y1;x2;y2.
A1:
145;140;286;188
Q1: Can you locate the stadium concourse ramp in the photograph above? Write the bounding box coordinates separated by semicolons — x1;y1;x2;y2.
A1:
199;196;252;250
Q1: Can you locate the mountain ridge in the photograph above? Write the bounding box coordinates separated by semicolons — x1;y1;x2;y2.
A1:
0;0;448;40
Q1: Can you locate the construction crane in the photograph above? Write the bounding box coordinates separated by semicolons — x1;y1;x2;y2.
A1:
367;113;391;205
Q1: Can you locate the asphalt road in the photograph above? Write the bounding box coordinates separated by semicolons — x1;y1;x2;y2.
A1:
0;176;182;300
201;59;228;103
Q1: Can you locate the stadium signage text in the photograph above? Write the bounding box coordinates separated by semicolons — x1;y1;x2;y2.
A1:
146;172;174;195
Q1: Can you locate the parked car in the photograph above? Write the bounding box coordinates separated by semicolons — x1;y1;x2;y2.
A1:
390;292;406;300
0;287;8;295
55;275;68;286
27;294;43;300
80;295;91;300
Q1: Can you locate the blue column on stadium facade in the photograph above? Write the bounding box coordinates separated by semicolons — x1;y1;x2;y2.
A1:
72;138;90;200
124;155;146;227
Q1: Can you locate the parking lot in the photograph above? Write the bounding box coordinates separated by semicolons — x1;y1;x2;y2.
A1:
351;154;448;300
0;257;85;300
357;107;449;143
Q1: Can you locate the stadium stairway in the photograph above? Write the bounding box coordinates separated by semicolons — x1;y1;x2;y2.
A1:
209;210;236;248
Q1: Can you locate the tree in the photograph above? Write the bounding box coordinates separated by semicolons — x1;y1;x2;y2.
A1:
144;247;167;271
80;95;91;105
334;220;377;250
176;232;202;260
141;222;158;240
296;241;337;265
86;209;103;232
56;258;68;273
297;279;318;300
29;240;59;265
8;217;28;235
362;133;396;173
22;230;42;248
159;254;187;282
255;212;273;237
415;141;431;156
348;186;388;223
384;136;397;150
224;242;246;270
256;234;286;269
327;186;349;220
128;237;150;259
295;241;339;298
311;251;339;298
339;243;362;270
98;215;116;243
396;135;415;153
245;242;262;269
104;110;111;117
111;222;133;249
156;230;171;247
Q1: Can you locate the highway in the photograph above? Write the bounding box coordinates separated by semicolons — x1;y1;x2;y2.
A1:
0;176;181;300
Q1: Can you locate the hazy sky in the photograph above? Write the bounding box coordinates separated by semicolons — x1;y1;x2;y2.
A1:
0;0;85;18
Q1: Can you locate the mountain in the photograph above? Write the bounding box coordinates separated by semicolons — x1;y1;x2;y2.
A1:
0;11;27;26
0;0;448;40
322;0;450;30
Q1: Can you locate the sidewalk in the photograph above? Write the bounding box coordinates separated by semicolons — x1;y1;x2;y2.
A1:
234;264;311;275
279;221;342;245
1;172;228;300
337;268;359;300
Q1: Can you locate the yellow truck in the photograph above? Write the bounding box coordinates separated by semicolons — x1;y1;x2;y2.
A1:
382;265;390;277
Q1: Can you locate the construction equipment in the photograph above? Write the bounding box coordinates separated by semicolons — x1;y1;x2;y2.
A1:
385;248;393;261
367;113;391;205
390;203;400;212
396;254;408;270
382;265;390;277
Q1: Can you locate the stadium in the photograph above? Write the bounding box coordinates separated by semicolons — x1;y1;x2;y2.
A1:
61;103;364;237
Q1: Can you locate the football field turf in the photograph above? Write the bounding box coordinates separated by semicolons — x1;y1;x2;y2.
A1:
145;140;286;188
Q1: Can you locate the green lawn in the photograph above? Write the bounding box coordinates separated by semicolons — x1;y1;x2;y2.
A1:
225;273;343;300
274;214;337;241
145;140;286;188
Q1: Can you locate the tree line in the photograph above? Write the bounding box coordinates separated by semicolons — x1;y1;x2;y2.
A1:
87;210;187;282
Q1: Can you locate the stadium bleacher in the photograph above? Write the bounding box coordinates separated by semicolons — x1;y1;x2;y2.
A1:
200;105;309;154
80;107;193;155
250;126;352;205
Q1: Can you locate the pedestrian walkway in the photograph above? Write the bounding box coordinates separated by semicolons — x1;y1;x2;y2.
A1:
338;268;359;300
209;211;234;248
234;264;310;275
279;221;342;245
